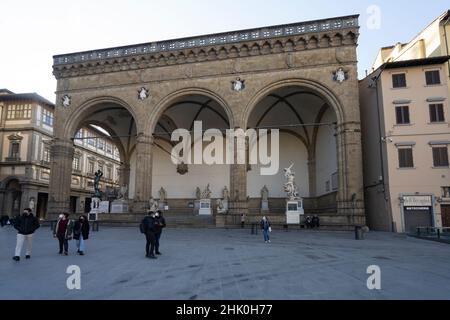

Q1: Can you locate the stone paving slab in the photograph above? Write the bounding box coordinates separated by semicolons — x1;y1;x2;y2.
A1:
1;226;449;300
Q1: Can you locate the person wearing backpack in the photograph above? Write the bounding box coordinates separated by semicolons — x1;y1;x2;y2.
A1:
142;211;157;259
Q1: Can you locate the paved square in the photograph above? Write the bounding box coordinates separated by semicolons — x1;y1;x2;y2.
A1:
1;226;449;300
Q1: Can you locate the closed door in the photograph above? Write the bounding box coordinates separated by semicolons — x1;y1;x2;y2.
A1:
442;205;450;228
404;208;432;233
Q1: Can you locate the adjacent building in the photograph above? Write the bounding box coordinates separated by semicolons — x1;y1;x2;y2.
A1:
0;89;121;219
360;11;450;233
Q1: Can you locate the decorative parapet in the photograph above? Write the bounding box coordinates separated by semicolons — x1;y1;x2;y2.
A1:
53;15;359;79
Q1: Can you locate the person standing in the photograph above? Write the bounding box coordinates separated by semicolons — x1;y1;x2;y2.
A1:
154;210;166;255
260;216;271;243
12;208;40;261
54;213;74;256
73;215;90;255
241;213;246;229
143;211;157;259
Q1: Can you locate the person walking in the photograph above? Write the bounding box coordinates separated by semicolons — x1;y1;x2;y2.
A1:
12;208;40;261
260;216;271;243
143;211;157;259
54;213;74;256
154;210;166;255
73;215;90;255
240;213;246;229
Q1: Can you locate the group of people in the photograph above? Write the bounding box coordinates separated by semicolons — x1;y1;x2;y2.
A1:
10;208;89;262
305;216;320;229
141;210;166;259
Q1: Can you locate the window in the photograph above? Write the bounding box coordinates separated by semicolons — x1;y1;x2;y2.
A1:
10;142;20;159
87;135;96;147
398;148;414;168
42;109;54;126
425;70;441;85
98;139;105;151
396;106;410;124
75;130;83;140
73;156;81;171
442;187;450;198
98;164;104;173
392;73;407;88
88;161;95;174
433;147;449;167
43;147;51;163
116;168;120;180
6;104;32;119
429;104;445;123
106;143;112;154
107;166;112;179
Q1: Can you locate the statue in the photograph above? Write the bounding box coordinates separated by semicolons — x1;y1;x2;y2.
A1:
117;184;128;200
94;170;103;198
261;185;269;201
201;184;212;199
91;197;100;209
29;198;36;211
283;163;300;201
231;78;246;92
217;199;227;214
148;197;159;212
159;187;167;202
222;186;229;200
196;187;201;200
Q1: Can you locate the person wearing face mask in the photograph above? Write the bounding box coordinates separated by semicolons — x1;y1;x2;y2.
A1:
154;210;166;255
12;208;40;262
142;211;157;259
73;215;90;255
53;213;74;256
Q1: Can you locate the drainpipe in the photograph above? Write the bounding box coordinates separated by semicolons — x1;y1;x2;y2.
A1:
372;66;394;232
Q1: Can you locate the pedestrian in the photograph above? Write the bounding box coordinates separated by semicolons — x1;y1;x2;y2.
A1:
54;213;74;256
241;213;246;229
12;208;40;261
154;210;166;255
1;215;10;227
312;215;320;229
305;216;313;229
260;216;272;243
73;215;90;255
143;211;157;259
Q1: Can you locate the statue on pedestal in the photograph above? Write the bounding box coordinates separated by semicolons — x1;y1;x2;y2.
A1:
117;184;128;200
217;199;227;214
222;186;229;200
93;170;103;199
148;197;159;212
201;184;212;199
196;187;201;200
283;163;299;201
159;187;167;202
261;185;269;201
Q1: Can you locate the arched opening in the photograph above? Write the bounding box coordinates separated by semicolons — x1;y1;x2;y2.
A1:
67;102;138;211
151;93;232;216
2;178;22;217
246;85;338;214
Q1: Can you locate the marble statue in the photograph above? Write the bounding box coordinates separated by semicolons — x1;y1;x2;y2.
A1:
217;199;227;214
261;185;269;201
201;184;212;199
148;197;159;212
29;198;36;211
117;184;128;200
283;163;299;201
196;187;201;200
159;187;167;202
222;186;229;200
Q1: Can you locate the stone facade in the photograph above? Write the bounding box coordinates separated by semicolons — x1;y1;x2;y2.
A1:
49;15;365;226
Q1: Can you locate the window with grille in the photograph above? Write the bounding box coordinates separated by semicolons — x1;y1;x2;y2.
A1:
429;104;445;123
88;161;95;174
43;148;51;163
425;70;441;85
396;106;410;124
73;156;81;171
10;142;20;159
433;147;449;167
6;104;32;119
398;148;414;168
107;166;112;179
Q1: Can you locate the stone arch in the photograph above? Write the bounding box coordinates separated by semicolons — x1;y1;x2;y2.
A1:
63;96;143;141
243;78;345;128
147;87;234;135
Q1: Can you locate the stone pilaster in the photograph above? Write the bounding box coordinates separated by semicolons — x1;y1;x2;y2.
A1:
335;122;365;224
229;164;248;215
47;139;74;218
133;134;154;211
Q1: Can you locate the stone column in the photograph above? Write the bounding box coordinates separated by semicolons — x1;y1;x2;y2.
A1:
119;163;131;187
336;122;365;225
47;139;74;219
133;134;154;211
307;152;317;198
229;164;248;215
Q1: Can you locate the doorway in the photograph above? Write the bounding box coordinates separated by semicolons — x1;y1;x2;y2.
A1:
36;193;48;219
441;205;450;228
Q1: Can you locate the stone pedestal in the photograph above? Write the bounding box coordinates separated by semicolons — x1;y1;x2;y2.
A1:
286;200;304;224
111;200;129;214
261;200;269;212
88;209;99;221
199;199;212;216
99;201;110;213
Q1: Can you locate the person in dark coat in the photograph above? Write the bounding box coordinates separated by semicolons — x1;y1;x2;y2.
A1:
53;213;74;256
312;216;320;229
12;208;40;261
73;215;90;255
154;211;166;255
143;211;157;259
1;215;10;227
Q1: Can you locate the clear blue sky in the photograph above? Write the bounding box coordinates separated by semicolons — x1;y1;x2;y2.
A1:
0;0;449;102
